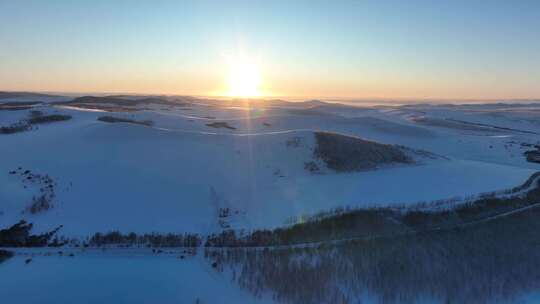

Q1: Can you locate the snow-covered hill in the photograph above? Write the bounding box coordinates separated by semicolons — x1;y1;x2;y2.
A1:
0;98;539;238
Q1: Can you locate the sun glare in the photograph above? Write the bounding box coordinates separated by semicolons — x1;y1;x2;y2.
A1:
226;57;261;97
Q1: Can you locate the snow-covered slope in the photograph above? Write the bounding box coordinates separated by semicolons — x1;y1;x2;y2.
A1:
1;99;539;238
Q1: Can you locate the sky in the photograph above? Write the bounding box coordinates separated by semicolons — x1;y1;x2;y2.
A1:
1;0;540;100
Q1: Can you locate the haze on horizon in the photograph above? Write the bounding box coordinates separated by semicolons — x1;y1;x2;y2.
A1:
1;0;539;101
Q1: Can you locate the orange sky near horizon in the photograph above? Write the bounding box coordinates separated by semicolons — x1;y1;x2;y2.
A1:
1;1;540;101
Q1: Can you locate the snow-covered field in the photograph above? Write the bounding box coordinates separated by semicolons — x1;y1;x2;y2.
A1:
1;97;539;236
0;248;274;304
2;95;540;303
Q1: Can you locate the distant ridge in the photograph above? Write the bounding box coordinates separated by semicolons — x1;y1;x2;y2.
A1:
0;91;66;100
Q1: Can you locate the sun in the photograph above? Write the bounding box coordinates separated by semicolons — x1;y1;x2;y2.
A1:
226;57;261;97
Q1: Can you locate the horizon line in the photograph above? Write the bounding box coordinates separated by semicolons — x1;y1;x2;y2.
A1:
2;89;540;104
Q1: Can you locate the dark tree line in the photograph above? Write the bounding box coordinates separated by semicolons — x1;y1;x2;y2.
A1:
0;220;62;247
206;172;540;248
0;112;72;134
88;231;201;247
97;116;153;126
208;195;540;304
27;114;72;124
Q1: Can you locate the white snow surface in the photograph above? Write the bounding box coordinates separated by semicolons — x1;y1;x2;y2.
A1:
1;100;539;237
0;249;273;304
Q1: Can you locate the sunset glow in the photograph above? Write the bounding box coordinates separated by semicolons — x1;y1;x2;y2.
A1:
226;57;262;97
1;1;539;100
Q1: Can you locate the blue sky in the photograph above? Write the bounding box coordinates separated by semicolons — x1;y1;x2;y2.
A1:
1;0;539;99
